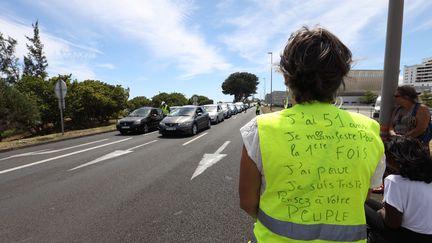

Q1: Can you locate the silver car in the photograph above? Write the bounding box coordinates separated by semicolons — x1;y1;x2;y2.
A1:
159;106;211;136
203;104;224;124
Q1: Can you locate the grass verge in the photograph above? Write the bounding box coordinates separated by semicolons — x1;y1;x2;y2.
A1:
0;125;116;152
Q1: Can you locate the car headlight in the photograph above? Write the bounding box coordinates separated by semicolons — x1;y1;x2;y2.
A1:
134;120;141;124
181;121;193;126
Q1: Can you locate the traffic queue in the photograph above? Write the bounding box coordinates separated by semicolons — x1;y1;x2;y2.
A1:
116;102;252;136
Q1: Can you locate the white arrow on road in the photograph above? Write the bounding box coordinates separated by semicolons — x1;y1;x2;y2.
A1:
191;141;230;180
68;140;158;171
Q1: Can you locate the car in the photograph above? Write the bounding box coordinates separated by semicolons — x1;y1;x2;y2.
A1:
372;96;381;120
159;105;211;136
169;106;181;112
228;103;238;115
203;104;224;124
220;103;232;118
117;107;164;135
234;102;244;112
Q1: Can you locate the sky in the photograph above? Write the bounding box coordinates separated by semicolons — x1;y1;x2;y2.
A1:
1;0;432;103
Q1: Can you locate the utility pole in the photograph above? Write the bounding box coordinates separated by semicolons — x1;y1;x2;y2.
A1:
380;0;404;139
268;52;273;111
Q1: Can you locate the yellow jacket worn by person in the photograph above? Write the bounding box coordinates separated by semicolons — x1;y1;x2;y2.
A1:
254;102;384;243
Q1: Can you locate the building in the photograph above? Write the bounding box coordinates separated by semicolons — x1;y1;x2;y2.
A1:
338;70;384;105
264;70;384;106
403;57;432;92
264;90;288;107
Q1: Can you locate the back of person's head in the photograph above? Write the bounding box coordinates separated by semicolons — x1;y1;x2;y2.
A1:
385;136;432;183
396;85;419;103
279;26;352;104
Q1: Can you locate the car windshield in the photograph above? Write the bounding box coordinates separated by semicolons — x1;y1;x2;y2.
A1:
169;107;195;116
204;106;217;112
128;108;151;117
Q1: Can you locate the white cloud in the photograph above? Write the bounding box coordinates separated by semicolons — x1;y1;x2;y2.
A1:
217;0;387;65
95;63;116;70
0;16;100;80
35;0;232;79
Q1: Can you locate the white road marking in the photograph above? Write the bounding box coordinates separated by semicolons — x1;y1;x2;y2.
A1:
182;132;208;146
69;140;158;171
214;141;230;154
68;150;132;171
191;141;231;180
0;138;132;175
142;131;158;136
129;140;158;150
0;139;109;161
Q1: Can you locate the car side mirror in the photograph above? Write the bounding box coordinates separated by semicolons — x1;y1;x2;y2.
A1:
197;112;202;116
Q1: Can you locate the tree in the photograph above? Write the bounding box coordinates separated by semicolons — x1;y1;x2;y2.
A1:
0;79;40;140
221;72;259;102
187;94;213;105
15;75;58;133
67;80;129;127
359;90;378;105
23;21;48;80
151;92;188;108
0;33;20;84
127;96;152;111
420;91;432;108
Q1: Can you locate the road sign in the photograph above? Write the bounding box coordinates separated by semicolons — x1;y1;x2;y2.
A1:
54;80;67;135
54;80;67;99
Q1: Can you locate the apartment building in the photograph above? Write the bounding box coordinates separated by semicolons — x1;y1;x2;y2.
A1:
403;57;432;91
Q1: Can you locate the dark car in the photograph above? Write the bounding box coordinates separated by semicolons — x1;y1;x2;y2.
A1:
117;107;163;134
159;105;211;136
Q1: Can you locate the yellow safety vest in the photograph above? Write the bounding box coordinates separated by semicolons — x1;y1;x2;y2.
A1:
254;102;384;243
161;104;169;115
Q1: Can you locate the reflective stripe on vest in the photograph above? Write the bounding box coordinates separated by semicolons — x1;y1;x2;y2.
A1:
256;208;366;242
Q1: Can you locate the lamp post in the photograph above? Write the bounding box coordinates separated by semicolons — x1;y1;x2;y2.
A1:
268;52;273;111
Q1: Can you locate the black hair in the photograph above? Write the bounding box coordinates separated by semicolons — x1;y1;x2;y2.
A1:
385;136;432;183
279;26;352;104
396;85;419;103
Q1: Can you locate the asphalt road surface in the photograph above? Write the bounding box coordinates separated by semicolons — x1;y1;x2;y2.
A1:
0;110;256;242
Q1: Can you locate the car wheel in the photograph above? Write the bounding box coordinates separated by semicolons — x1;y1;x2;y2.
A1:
207;119;211;129
143;124;149;133
191;124;198;135
216;117;219;124
120;130;127;135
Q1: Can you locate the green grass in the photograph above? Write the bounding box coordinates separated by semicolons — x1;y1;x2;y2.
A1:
0;124;116;152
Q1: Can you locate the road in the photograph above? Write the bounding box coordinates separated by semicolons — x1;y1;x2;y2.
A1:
0;110;256;242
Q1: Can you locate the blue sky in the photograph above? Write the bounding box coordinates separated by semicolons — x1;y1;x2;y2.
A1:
1;0;432;103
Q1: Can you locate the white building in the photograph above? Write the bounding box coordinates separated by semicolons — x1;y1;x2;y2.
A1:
403;57;432;91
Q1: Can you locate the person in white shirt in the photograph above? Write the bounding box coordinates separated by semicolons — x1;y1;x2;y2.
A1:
365;136;432;243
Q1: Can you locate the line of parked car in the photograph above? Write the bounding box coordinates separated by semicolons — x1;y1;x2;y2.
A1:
116;102;251;136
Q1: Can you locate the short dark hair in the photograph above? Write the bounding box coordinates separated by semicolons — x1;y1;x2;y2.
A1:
396;85;418;103
279;27;352;104
385;136;432;183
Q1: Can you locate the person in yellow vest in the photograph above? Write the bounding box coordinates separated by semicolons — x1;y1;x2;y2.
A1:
161;101;169;116
239;27;385;243
256;102;261;115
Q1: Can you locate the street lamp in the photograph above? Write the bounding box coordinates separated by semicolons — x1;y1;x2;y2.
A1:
268;52;273;111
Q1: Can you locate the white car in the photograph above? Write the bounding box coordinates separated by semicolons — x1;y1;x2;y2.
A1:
203;104;224;124
219;103;231;118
